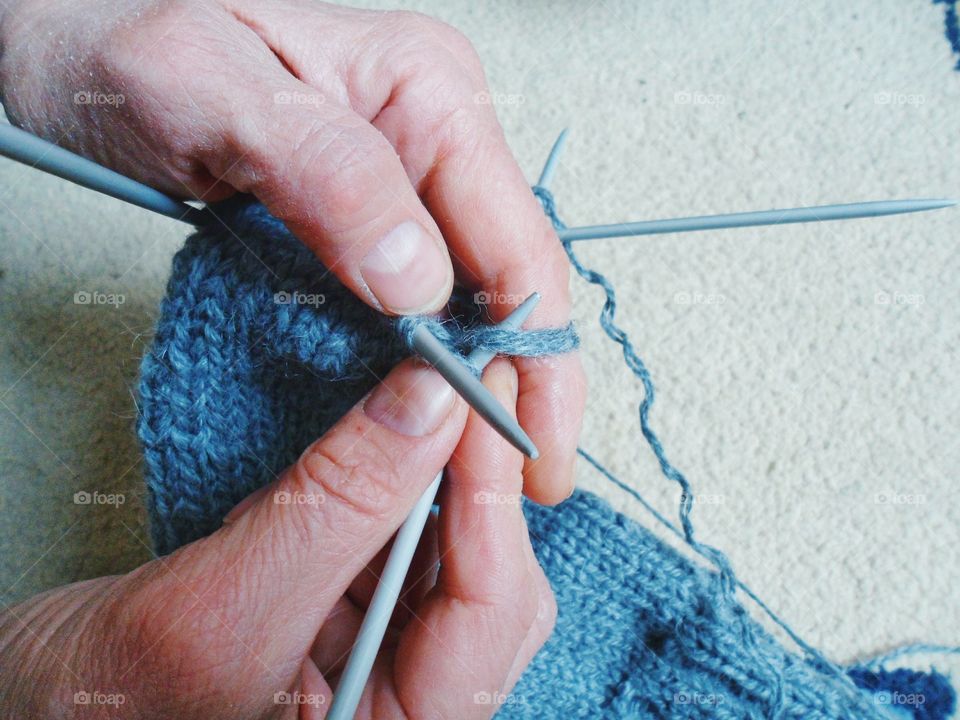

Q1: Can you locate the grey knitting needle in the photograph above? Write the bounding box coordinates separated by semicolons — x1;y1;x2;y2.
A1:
0;122;538;454
0;123;209;225
537;127;568;188
328;293;541;720
3;122;952;242
556;198;956;242
410;324;538;460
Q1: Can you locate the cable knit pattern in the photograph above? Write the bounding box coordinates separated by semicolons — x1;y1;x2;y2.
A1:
138;197;947;719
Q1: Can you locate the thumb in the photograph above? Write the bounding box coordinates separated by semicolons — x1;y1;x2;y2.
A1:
207;78;454;316
131;360;467;707
226;357;468;603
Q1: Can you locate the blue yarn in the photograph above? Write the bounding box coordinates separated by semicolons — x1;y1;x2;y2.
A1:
867;645;960;669
533;184;957;719
534;185;856;717
139;196;577;553
935;0;960;70
847;666;956;720
137;191;955;719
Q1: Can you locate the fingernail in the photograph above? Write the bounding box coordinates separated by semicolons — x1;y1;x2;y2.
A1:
364;363;456;436
486;360;519;405
360;221;452;314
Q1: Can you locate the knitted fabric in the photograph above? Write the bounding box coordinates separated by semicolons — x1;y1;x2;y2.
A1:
935;0;960;70
139;198;948;719
139;197;577;554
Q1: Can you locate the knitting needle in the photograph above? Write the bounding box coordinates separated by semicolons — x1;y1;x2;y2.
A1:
410;324;538;460
537;127;568;188
0;122;537;455
0;123;208;225
3;123;952;242
556;199;956;242
328;292;541;720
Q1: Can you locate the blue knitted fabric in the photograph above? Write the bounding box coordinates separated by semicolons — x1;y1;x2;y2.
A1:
139;197;577;554
139;198;947;719
935;0;960;70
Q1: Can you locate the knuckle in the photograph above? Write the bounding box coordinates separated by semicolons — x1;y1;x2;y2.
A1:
386;10;459;43
308;140;400;228
385;11;485;82
289;432;402;526
94;1;202;83
225;113;396;231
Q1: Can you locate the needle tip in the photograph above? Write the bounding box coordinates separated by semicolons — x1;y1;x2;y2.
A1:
508;423;539;460
913;198;957;210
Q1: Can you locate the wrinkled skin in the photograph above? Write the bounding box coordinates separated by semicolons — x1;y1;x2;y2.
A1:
0;359;558;718
0;1;587;717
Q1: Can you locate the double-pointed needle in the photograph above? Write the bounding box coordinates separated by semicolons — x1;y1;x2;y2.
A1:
327;292;541;720
0;123;538;455
0;123;952;244
410;324;538;459
556;198;957;242
0;123;208;225
0;120;954;456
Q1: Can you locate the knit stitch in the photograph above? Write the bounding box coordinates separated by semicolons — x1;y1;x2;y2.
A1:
139;196;577;553
138;196;948;719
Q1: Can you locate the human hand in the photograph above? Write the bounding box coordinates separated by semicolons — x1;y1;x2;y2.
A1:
0;359;556;718
0;0;586;503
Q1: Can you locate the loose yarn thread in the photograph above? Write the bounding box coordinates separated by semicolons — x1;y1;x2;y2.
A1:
136;174;957;720
533;180;957;719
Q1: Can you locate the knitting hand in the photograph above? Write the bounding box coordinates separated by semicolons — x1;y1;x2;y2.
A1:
0;359;555;718
0;0;585;503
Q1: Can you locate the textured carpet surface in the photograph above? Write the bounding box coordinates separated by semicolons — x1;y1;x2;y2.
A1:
0;0;956;684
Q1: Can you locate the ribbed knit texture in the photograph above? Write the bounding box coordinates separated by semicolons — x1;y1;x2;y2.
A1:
139;198;949;719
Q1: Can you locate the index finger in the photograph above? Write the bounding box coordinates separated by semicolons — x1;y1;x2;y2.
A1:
376;96;586;504
424;117;586;504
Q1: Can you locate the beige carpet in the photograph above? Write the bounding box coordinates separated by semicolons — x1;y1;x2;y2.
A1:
0;0;956;674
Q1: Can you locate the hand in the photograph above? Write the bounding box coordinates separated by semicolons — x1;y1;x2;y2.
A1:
0;360;556;718
0;0;586;503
